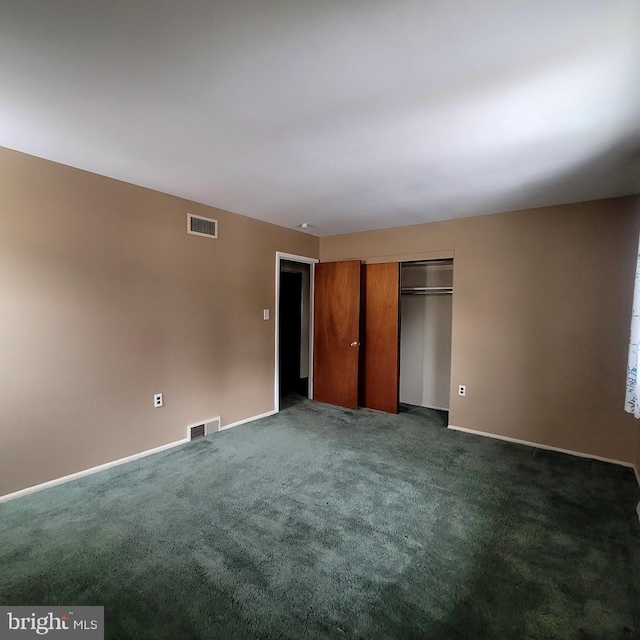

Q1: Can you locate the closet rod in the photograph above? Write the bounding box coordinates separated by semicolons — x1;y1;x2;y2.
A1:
401;287;453;295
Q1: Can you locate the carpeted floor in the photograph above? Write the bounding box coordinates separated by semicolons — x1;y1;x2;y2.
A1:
1;396;639;639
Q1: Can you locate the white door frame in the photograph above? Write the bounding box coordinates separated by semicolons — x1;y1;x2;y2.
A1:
275;252;319;411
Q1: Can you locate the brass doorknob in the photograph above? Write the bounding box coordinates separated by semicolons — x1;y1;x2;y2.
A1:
350;341;358;347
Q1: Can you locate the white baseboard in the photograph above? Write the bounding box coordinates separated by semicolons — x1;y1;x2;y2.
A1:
0;437;190;504
219;409;278;431
447;424;634;468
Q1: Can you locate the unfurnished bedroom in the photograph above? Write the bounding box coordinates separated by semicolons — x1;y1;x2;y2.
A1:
0;1;639;639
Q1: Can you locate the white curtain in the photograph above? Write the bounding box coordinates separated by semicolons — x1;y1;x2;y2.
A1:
625;239;640;418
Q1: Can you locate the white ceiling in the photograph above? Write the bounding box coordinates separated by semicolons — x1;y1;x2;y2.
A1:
1;1;639;236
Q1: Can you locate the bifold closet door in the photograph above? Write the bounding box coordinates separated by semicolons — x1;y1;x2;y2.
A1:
360;262;400;413
313;260;361;409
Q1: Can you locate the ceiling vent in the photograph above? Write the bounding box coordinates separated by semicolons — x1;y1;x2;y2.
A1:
188;213;218;239
188;417;220;441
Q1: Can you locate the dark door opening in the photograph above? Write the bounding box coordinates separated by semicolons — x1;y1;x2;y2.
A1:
279;262;310;402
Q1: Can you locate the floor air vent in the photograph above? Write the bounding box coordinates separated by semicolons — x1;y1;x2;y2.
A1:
188;213;218;239
188;417;220;441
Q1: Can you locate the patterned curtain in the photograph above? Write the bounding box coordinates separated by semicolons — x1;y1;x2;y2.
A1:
625;239;640;418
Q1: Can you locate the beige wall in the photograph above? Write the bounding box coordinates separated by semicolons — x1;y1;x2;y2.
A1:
321;198;640;464
0;146;318;496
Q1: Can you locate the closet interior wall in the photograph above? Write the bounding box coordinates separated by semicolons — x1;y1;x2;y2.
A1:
400;261;453;411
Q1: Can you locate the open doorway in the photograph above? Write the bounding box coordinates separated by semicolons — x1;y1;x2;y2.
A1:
275;252;317;411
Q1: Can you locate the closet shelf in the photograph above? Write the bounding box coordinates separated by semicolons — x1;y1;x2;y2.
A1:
401;286;453;295
402;259;453;268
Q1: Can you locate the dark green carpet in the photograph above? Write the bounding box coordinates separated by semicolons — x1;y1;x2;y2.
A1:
1;397;639;639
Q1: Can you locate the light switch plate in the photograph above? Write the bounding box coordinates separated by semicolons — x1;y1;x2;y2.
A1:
263;309;270;320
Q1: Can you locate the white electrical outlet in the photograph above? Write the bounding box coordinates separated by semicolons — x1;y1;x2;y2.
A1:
458;385;466;397
263;309;270;320
154;393;163;408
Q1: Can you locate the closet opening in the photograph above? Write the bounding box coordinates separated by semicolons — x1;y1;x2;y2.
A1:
399;259;453;415
275;253;317;411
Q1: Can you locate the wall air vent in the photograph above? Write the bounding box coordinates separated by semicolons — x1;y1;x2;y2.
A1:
190;424;206;440
188;417;220;441
188;213;218;239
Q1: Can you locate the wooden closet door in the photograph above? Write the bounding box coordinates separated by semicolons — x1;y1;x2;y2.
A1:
313;260;361;409
360;262;400;413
